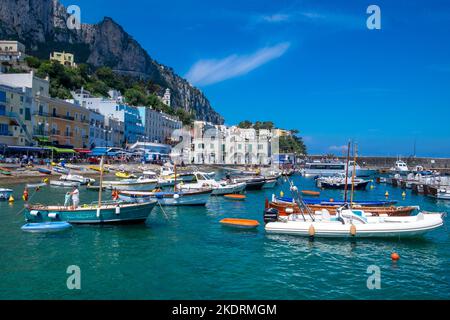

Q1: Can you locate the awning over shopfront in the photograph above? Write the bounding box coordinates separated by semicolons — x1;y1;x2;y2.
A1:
47;146;76;154
74;148;92;154
5;146;51;153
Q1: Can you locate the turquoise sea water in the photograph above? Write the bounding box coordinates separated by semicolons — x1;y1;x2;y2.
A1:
0;175;449;300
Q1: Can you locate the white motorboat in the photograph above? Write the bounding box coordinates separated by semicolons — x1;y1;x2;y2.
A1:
428;186;450;200
50;180;80;188
390;160;410;174
301;160;376;177
0;188;13;201
60;174;95;185
262;178;278;189
264;207;444;238
176;172;246;196
316;173;370;190
118;189;213;206
103;176;158;191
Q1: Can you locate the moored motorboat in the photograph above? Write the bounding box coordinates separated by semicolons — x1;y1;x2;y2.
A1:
427;186;450;200
176;172;246;196
53;166;70;175
49;180;80;188
262;178;278;189
232;176;266;191
264;206;444;238
103;177;158;191
316;173;370;190
118;189;212;206
60;174;95;185
0;188;13;201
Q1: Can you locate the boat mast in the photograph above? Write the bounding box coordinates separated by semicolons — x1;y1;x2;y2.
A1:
350;143;358;207
174;162;177;192
97;155;104;217
344;141;351;204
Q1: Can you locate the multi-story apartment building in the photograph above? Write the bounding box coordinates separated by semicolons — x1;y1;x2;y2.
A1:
37;96;90;148
0;40;26;63
0;71;50;146
0;84;34;146
105;116;125;148
186;122;273;165
50;51;76;67
138;107;182;144
87;109;109;149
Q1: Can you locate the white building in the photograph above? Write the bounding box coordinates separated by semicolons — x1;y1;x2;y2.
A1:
138;107;182;144
185;122;273;165
0;40;26;62
162;88;171;107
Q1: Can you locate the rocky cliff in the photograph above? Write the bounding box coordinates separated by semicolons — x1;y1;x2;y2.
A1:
0;0;224;124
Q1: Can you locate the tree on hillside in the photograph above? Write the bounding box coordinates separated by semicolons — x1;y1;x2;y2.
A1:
238;120;253;129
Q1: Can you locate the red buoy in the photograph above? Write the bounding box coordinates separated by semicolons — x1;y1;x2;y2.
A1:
391;253;400;261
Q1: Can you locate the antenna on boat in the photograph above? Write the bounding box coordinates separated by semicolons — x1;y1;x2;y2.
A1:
350;142;358;207
97;155;104;218
343;141;351;204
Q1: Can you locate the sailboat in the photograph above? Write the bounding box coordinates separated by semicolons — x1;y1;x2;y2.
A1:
24;156;157;224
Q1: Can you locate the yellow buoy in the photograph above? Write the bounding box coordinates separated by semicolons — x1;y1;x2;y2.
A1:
309;225;316;237
370;185;375;190
402;192;407;198
350;225;357;237
280;191;284;198
385;191;389;198
8;195;14;203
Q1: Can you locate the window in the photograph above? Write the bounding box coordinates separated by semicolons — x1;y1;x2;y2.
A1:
258;144;264;150
0;105;5;116
25;109;31;121
0;123;9;135
238;144;242;150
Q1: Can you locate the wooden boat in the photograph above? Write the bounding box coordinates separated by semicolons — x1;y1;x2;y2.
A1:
118;189;212;206
220;218;260;229
264;208;444;238
300;198;397;206
224;194;246;201
24;201;157;224
0;188;13;201
302;190;320;196
38;168;52;175
268;197;415;217
21;222;72;233
0;167;12;176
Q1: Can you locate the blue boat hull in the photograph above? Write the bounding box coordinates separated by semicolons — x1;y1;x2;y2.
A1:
24;202;157;224
21;222;72;233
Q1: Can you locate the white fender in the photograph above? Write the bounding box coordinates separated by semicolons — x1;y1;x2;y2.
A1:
48;213;59;219
115;206;121;215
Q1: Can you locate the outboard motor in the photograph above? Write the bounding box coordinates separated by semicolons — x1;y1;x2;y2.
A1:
264;208;279;224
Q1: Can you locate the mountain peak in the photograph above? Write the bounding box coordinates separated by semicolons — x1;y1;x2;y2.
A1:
0;0;224;124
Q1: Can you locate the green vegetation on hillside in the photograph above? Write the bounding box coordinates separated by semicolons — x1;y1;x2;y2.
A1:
22;57;194;125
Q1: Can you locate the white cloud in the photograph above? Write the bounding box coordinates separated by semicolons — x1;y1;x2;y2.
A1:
261;14;291;23
185;42;291;86
329;145;347;151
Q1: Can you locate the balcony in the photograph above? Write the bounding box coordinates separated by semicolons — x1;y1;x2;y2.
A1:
0;131;13;137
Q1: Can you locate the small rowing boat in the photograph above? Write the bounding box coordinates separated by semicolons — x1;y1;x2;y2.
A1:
220;218;260;229
53;166;70;175
21;222;73;233
89;166;109;173
302;190;320;196
0;188;13;201
38;168;52;175
116;172;137;179
26;182;47;189
224;194;246;201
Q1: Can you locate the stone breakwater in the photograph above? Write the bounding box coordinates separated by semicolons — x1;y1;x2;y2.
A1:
309;156;450;172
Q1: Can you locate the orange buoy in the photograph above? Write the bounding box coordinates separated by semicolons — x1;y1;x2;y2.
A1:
350;225;357;237
224;194;246;201
391;252;400;261
302;190;320;196
220;218;260;229
309;225;316;237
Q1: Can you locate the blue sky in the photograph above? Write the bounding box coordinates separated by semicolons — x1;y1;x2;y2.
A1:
62;0;450;157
